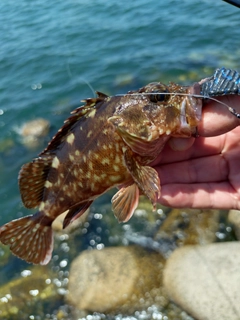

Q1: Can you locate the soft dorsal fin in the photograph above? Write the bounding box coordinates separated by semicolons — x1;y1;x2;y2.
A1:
40;95;107;155
18;155;54;209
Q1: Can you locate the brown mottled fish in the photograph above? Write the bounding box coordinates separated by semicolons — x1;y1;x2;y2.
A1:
0;82;202;264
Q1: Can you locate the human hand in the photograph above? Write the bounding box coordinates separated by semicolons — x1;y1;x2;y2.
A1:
152;95;240;210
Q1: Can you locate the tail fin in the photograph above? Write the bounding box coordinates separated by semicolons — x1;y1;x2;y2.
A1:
0;215;53;265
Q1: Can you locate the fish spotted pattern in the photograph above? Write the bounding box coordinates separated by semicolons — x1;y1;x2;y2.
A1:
0;82;202;264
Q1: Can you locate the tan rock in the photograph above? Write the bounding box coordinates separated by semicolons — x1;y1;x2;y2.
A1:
67;245;168;314
163;242;240;320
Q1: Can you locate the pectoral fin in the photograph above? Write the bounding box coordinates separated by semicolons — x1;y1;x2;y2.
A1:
108;112;159;157
124;149;160;209
111;183;139;222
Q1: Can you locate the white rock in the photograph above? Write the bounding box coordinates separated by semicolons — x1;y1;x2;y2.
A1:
163;242;240;320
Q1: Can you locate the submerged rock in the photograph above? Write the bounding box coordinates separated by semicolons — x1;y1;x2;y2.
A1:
0;138;15;154
0;243;11;267
67;245;168;314
228;210;240;240
155;208;219;246
0;266;60;320
163;242;240;320
19;118;50;149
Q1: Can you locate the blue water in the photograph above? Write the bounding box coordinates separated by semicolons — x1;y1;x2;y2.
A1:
0;0;239;235
0;0;239;225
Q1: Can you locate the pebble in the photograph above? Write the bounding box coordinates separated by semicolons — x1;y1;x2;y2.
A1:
163;242;240;320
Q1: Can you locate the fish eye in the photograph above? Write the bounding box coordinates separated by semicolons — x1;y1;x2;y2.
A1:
149;89;170;103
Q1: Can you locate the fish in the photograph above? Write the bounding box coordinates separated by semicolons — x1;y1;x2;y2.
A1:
0;81;202;265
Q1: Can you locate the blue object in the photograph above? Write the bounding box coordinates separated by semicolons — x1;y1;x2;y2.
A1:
201;67;240;97
200;67;240;118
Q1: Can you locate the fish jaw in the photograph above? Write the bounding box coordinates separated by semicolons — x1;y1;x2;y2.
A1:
168;83;203;137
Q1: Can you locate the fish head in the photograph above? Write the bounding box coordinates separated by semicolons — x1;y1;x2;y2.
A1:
138;81;202;137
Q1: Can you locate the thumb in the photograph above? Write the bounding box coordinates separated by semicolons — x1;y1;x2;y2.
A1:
168;137;195;151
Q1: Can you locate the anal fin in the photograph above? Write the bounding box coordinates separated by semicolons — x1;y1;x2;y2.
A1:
111;184;139;222
63;201;92;229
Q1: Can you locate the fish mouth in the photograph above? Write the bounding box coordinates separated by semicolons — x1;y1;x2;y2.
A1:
177;83;202;136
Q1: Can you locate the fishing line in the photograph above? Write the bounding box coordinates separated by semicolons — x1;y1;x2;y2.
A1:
115;92;240;119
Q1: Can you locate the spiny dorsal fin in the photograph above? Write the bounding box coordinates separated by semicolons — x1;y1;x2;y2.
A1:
96;91;109;98
41;95;107;155
18;155;54;209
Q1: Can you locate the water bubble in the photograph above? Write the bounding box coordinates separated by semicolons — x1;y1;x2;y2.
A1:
53;254;59;261
96;227;102;233
96;243;104;250
157;208;164;216
53;278;62;287
82;228;88;234
59;259;68;268
31;83;42;90
60;242;70;252
0;297;8;303
90;239;95;246
94;213;102;219
29;289;39;297
57;288;68;295
21;269;32;277
226;226;232;232
59;234;69;241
